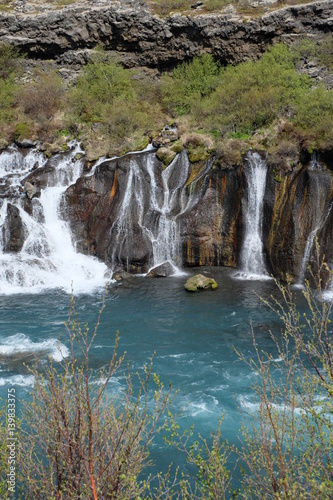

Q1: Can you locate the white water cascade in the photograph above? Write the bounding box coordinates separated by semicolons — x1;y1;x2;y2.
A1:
298;156;333;285
0;143;108;294
110;150;196;275
240;151;268;278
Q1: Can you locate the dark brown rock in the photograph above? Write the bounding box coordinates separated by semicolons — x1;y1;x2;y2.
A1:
2;203;26;253
0;1;331;70
146;261;175;277
263;161;333;283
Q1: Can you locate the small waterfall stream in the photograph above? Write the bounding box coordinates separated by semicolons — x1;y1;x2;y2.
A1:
0;143;108;294
240;152;268;278
298;155;333;286
110;151;191;274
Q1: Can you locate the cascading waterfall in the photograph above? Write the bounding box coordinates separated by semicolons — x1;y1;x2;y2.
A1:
0;143;108;294
298;155;333;285
110;151;192;274
240;151;268;278
147;151;190;270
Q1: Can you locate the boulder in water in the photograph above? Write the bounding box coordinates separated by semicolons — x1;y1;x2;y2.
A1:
146;261;174;278
113;271;134;282
184;274;218;292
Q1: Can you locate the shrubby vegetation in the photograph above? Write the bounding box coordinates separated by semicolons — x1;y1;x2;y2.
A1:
0;37;333;157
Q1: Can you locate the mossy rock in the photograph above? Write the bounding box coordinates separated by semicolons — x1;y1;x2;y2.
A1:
184;274;219;292
156;147;177;167
171;140;183;154
186;144;211;164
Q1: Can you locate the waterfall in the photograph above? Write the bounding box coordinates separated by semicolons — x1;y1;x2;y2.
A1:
240;152;268;278
298;155;333;286
0;143;108;294
110;151;191;274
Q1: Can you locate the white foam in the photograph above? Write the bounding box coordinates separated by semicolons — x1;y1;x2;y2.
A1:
0;333;69;362
0;375;35;387
0;142;109;295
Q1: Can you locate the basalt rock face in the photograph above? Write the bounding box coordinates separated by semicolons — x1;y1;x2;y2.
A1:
0;1;332;69
180;164;242;267
263;160;333;283
63;150;243;273
62;148;333;282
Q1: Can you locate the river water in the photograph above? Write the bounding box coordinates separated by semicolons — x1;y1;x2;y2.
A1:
0;267;288;485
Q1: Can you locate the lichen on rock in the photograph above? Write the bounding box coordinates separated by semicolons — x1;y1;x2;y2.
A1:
184;273;218;291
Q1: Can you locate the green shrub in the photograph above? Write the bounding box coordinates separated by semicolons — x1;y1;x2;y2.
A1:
14;122;32;141
293;84;333;149
203;44;311;135
161;53;220;115
69;50;135;124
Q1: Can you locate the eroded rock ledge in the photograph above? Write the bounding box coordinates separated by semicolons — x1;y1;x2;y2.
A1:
0;1;332;68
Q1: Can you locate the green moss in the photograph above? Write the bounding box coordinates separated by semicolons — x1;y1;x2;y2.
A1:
184;274;219;292
14;122;32;141
171;140;183;154
156;147;176;167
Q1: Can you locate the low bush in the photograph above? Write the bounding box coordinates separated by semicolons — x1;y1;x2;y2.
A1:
18;70;64;128
161;53;220;116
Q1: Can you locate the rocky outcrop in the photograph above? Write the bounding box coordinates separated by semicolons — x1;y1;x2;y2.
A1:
63;150;243;273
0;1;332;69
2;203;26;253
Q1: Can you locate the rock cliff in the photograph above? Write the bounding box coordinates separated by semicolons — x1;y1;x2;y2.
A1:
0;1;332;68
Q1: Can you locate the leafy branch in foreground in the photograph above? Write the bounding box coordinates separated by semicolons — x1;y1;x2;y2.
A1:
236;255;333;499
18;294;174;499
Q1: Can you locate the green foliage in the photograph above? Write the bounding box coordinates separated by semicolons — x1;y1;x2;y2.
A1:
293;84;333;149
0;43;22;127
201;44;311;135
67;48;162;152
0;43;21;80
161;53;220;115
69;50;135;124
14;122;32;141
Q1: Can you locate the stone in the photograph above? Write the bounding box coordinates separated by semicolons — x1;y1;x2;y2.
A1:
24;181;39;200
146;261;175;277
2;203;26;253
113;271;134;281
0;1;331;71
155;147;177;167
14;138;37;148
184;274;219;292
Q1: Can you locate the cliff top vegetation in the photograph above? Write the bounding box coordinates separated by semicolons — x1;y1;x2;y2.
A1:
0;0;319;18
0;35;332;166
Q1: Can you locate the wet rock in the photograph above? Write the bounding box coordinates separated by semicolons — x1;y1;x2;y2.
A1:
156;147;176;167
263;161;333;283
113;270;134;281
146;261;174;277
184;273;218;291
15;138;37;148
24;181;39;200
2;203;26;253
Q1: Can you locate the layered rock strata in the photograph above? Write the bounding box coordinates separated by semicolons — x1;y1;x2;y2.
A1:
0;1;332;68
